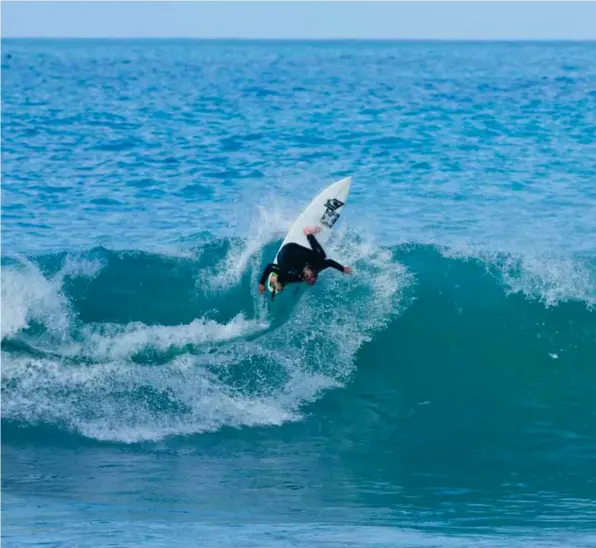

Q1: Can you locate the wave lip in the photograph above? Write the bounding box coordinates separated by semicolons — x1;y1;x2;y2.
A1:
439;243;596;308
1;254;104;340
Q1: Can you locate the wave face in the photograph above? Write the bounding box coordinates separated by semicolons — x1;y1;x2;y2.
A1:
2;235;594;455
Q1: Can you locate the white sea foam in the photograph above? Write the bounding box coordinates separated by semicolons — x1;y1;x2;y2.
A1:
439;243;595;308
1;254;103;340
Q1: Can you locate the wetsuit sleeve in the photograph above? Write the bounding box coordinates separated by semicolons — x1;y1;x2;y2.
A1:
306;234;326;259
322;259;345;272
259;263;280;286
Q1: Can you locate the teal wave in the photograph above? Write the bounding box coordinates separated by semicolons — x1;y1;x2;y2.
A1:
1;239;594;458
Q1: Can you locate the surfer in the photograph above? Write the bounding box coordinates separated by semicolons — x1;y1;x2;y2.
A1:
258;226;352;295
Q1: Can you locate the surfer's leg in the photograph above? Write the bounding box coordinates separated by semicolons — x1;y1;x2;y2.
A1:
306;233;326;260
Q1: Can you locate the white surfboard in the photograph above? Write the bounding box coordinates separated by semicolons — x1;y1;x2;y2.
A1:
267;176;352;293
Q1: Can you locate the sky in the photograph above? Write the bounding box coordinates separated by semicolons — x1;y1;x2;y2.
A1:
2;1;596;41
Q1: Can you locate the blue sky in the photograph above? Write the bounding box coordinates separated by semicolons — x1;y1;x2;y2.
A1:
3;1;596;40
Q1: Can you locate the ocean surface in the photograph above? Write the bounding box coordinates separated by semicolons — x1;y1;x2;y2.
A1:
2;39;596;547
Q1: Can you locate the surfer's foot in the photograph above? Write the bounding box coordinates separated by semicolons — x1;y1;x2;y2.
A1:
304;226;321;236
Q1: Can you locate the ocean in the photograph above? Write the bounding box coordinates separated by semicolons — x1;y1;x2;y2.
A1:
1;39;596;547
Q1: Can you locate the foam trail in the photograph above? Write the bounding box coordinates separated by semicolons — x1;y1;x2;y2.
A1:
67;315;269;362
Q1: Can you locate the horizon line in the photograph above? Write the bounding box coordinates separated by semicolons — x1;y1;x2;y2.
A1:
4;36;596;42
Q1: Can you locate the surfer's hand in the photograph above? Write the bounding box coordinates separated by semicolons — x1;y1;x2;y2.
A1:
258;284;265;295
343;266;353;275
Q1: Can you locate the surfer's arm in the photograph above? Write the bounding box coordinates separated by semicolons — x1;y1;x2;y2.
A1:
259;263;280;287
322;259;347;273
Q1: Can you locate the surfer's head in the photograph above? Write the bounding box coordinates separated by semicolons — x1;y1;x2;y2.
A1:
302;266;317;285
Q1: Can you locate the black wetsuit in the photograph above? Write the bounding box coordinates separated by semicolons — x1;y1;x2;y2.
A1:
259;234;345;286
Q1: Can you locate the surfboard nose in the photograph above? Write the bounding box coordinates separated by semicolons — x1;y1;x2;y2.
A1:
330;176;352;194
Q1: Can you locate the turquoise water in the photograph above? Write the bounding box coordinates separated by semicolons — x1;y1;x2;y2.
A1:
2;39;596;547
